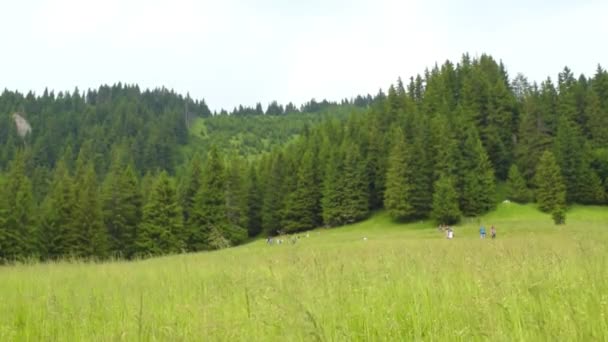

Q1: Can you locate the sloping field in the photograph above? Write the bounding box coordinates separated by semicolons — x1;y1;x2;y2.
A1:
1;204;607;341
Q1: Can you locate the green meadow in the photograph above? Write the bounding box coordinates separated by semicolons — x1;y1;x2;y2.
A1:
1;203;607;341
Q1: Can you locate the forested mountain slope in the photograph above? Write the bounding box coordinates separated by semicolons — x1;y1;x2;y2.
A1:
1;54;607;262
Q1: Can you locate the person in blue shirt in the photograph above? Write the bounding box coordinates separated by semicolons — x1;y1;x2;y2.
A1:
479;225;486;239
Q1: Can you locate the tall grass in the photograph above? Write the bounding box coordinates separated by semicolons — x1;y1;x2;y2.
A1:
1;204;607;341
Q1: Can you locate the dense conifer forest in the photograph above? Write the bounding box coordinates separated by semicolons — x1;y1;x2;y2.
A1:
1;54;607;261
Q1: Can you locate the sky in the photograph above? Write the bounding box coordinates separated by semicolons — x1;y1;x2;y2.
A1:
0;0;607;111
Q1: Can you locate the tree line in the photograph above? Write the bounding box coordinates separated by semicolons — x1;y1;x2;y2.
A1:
1;53;608;262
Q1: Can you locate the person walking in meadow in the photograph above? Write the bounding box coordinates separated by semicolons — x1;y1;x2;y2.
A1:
447;227;454;239
491;225;496;239
479;225;486;239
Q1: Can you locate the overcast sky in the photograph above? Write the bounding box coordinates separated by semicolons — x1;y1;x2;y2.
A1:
1;0;606;111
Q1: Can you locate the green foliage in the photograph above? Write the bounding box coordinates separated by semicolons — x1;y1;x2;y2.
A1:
534;151;566;213
282;150;320;232
0;151;37;261
102;163;142;259
506;164;532;203
384;128;414;220
135;172;184;256
431;175;461;224
460;126;496;216
39;158;76;260
246;165;263;237
1;55;607;260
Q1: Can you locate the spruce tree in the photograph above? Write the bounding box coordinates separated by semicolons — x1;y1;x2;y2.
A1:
534;151;566;213
321;147;344;226
339;142;369;224
431;175;461;225
189;147;233;250
39;158;76;259
73;162;109;258
261;152;286;234
282;150;318;232
246;165;263;237
384;128;414;220
506;164;532;203
0;151;37;261
102;163;142;258
178;153;203;227
136;172;184;256
408;123;434;217
460;127;496;216
225;156;248;232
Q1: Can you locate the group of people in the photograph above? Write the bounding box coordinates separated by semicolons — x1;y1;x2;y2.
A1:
479;225;497;239
267;232;310;245
437;224;497;240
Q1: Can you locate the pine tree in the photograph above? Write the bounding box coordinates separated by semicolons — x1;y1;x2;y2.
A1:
178;153;203;227
225;156;248;232
73;162;109;258
39;158;76;259
553;117;601;203
460;127;496;216
102;163;142;258
534;151;566;213
431;175;461;225
246;165;263;237
338;142;369;224
282;150;318;232
261;152;286;234
384;128;414;220
0;151;37;261
321;147;343;226
189;147;234;250
408;122;434;217
135;172;184;256
506;164;532;203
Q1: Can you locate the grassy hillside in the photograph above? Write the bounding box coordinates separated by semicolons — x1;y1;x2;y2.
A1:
1;204;607;340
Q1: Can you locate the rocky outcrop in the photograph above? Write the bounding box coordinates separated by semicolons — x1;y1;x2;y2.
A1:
12;113;32;138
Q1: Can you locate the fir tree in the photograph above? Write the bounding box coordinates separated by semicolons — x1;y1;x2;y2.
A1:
534;151;566;213
261;152;286;234
73;162;109;258
0;151;37;261
506;164;532;203
460;127;496;216
338;142;369;224
39;158;76;259
102;163;142;258
136;172;184;256
246;165;263;237
431;175;461;225
178;153;203;227
384;128;414;220
282;150;318;232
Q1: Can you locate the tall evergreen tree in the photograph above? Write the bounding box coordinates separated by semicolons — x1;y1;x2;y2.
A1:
384;128;414;220
261;152;286;234
178;153;203;227
431;175;461;225
337;142;369;224
534;151;566;213
136;172;184;256
282;150;319;232
39;158;76;259
506;164;532;203
73;162;109;258
102;163;142;258
246;165;263;237
0;151;37;261
460;127;496;216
